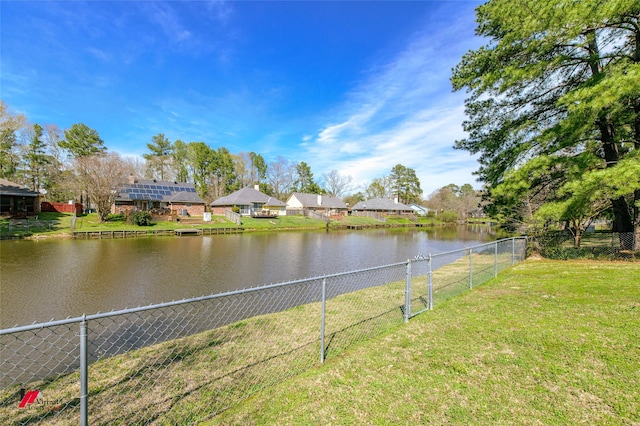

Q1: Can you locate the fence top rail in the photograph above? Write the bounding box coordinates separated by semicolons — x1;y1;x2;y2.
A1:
0;236;526;335
0;260;410;334
423;236;526;259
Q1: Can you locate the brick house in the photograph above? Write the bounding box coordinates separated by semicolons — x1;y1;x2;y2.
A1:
113;176;206;216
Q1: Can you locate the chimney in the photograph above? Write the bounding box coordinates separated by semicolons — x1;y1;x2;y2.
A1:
128;174;136;185
393;195;399;204
317;194;322;206
254;184;260;191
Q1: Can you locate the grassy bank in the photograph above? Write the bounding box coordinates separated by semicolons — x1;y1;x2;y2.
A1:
208;259;640;425
0;212;441;239
2;259;637;424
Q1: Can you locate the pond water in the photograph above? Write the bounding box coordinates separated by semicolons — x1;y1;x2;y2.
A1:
0;226;498;327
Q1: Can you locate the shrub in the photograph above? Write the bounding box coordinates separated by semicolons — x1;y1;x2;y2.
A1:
439;211;459;223
106;213;126;222
131;211;153;226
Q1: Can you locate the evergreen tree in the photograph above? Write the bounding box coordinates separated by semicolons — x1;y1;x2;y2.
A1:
389;164;422;204
23;123;50;192
172;139;190;183
451;0;640;243
59;123;106;158
143;133;173;181
0;128;19;180
293;161;322;194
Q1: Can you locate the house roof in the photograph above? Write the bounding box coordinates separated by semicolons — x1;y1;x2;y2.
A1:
211;186;286;207
410;204;429;213
351;198;413;212
167;191;205;204
115;179;205;204
288;192;348;209
0;179;40;197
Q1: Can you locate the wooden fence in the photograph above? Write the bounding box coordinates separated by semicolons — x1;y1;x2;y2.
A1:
41;202;83;215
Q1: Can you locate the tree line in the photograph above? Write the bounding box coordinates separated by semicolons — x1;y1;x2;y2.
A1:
2;101;462;221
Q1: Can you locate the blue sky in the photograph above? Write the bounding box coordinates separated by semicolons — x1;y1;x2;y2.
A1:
1;0;484;196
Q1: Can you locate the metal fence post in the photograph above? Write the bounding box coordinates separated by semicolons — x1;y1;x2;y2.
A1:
79;315;88;426
320;278;326;363
512;237;516;265
494;241;498;277
469;248;473;289
427;254;433;310
404;260;411;323
611;233;615;260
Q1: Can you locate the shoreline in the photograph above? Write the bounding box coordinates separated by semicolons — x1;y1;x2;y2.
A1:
2;214;490;241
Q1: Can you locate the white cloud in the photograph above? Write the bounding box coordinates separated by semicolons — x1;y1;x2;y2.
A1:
146;2;193;44
301;9;482;197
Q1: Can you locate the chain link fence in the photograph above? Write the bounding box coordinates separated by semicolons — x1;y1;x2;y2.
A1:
533;231;638;260
0;237;527;425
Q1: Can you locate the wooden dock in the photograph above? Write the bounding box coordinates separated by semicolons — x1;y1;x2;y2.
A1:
174;229;200;236
73;227;244;239
346;224;365;230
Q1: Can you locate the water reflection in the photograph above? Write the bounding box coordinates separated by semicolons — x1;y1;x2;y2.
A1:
0;226;496;327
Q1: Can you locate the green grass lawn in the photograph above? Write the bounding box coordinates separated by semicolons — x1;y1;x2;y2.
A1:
1;259;637;424
0;212;324;237
240;215;327;230
207;259;640;425
1;212;413;238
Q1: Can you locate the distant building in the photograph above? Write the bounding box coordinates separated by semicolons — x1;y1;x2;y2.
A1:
410;204;430;216
113;176;206;216
211;186;286;216
0;178;41;216
286;192;348;216
351;197;413;215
